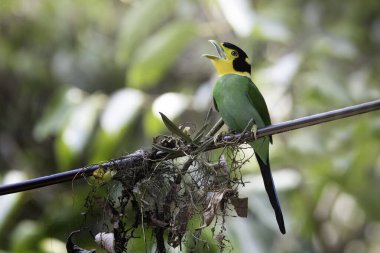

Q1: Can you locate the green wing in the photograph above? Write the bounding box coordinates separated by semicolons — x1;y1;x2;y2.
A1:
245;79;273;143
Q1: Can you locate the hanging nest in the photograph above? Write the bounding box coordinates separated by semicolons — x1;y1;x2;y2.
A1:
73;113;252;253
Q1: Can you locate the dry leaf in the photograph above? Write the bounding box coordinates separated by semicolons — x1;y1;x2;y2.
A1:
197;189;235;230
230;197;248;217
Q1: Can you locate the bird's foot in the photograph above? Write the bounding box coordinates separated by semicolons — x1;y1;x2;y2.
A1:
251;124;258;140
242;119;257;139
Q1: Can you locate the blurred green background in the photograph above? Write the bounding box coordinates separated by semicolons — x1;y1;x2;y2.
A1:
1;0;380;252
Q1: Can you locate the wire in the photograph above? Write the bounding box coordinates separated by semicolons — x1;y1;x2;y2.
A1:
1;99;379;196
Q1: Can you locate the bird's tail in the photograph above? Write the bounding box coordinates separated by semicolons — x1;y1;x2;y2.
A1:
255;153;286;234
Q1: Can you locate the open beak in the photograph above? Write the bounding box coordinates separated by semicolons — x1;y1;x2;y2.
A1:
202;40;226;60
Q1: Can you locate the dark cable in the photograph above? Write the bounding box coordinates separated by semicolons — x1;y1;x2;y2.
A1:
1;100;379;196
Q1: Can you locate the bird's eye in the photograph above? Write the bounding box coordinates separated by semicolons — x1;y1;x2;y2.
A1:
231;51;238;57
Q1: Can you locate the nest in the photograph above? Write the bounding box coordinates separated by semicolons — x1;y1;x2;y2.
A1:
74;116;252;253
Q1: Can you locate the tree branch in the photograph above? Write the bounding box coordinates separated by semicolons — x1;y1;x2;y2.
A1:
1;100;379;196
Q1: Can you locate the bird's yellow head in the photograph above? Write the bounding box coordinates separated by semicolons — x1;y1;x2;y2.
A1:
203;40;251;77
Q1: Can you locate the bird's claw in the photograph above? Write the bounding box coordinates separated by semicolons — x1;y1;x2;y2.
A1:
251;124;258;140
243;119;257;139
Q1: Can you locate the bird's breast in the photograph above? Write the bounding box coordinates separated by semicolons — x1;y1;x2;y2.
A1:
213;74;265;131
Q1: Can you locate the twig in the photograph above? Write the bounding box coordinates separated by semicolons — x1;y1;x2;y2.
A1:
0;100;379;196
205;118;224;138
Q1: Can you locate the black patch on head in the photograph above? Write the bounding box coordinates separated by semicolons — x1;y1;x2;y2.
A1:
223;42;251;74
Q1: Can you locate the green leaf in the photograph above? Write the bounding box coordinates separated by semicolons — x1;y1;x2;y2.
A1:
127;20;196;88
33;88;83;141
90;89;145;163
10;220;42;252
116;0;176;65
55;93;106;170
143;110;166;137
159;112;192;144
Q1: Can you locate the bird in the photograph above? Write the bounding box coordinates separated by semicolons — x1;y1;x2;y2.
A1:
203;40;286;234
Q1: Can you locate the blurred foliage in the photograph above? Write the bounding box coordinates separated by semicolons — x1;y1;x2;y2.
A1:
0;0;380;252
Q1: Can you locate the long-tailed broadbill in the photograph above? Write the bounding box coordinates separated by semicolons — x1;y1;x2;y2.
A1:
203;40;286;234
